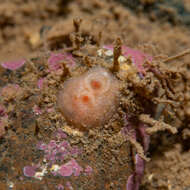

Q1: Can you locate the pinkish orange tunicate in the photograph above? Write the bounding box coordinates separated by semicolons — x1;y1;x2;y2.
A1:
58;67;120;128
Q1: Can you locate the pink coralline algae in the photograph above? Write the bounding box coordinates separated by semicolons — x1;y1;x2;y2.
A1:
124;117;150;190
1;84;22;101
0;59;25;70
58;67;120;128
33;105;43;115
103;45;152;75
39;139;82;164
48;52;75;72
37;78;46;89
84;165;93;175
122;46;152;75
23;129;92;188
58;162;73;177
53;128;67;139
0;105;7;119
66;181;73;190
38;139;69;162
23;165;38;177
56;184;64;190
58;159;83;177
126;154;145;190
37;53;76;89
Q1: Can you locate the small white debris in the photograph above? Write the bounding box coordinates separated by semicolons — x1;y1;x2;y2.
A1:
8;181;14;189
50;164;60;172
97;49;104;57
34;172;43;180
118;55;126;63
105;50;113;57
34;165;48;180
148;173;154;181
43;158;47;163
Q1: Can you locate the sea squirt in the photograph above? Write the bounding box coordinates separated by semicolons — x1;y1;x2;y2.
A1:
58;67;120;128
